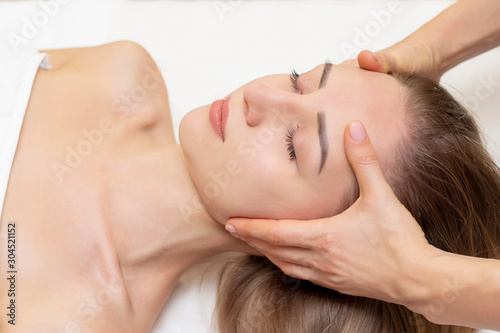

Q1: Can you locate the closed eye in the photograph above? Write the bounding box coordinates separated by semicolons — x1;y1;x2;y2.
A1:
286;126;297;161
290;69;301;94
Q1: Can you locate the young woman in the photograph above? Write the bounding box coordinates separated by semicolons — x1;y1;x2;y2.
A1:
215;71;500;333
0;41;498;333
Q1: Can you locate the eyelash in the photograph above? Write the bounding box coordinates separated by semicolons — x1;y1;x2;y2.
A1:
290;69;300;93
287;69;301;161
286;126;297;161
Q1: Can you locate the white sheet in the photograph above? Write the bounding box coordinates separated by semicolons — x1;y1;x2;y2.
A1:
1;1;499;332
0;44;48;218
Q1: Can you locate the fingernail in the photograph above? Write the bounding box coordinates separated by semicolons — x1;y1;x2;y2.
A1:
369;50;380;63
225;224;240;239
349;121;367;142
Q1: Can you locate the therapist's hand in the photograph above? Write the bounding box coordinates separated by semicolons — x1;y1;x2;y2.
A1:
357;41;441;82
340;38;441;82
225;121;437;306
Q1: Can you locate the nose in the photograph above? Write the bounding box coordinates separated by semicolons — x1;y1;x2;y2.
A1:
243;83;306;127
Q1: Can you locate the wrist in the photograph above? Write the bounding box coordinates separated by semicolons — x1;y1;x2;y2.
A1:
403;0;500;78
410;251;500;327
395;245;448;315
399;247;492;325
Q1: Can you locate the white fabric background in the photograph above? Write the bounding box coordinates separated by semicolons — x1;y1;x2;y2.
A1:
0;1;498;332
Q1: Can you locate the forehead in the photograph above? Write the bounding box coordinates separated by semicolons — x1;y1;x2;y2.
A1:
307;63;404;100
307;64;408;191
313;64;407;132
299;64;407;141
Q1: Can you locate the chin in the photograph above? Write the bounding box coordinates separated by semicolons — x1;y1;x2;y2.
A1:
205;204;228;225
179;107;201;150
179;105;214;164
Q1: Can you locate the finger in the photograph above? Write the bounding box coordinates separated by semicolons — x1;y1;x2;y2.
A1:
358;50;392;74
267;255;343;292
265;255;317;283
240;235;315;266
232;237;264;256
344;121;394;198
358;50;383;72
226;218;327;248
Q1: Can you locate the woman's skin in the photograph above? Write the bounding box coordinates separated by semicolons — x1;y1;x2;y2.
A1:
0;42;251;333
226;0;500;329
180;62;406;222
0;41;409;332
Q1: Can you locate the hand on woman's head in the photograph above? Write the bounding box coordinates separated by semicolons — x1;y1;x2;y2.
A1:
357;41;442;82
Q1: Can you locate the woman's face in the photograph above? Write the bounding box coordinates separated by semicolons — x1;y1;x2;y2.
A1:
179;63;407;223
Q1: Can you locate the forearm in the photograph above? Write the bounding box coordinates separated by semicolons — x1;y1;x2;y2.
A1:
406;0;500;75
408;249;500;330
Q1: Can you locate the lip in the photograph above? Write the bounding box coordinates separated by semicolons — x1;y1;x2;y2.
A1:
209;97;231;141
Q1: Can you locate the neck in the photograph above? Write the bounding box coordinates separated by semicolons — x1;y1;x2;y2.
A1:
105;144;254;283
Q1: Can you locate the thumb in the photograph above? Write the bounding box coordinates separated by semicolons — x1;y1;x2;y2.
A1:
357;50;394;74
344;121;393;198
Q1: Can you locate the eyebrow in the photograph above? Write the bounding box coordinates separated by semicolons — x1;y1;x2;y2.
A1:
317;111;328;175
318;61;333;89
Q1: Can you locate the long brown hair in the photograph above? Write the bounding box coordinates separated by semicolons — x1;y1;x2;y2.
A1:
215;73;500;333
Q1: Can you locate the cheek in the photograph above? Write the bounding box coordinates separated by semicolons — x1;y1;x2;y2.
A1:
199;156;355;222
218;153;313;220
318;166;357;216
208;145;294;220
297;149;357;218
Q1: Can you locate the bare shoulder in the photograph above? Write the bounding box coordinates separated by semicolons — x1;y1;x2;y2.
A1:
43;41;165;98
41;41;175;145
41;41;154;71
